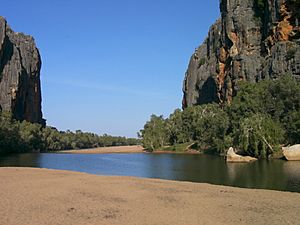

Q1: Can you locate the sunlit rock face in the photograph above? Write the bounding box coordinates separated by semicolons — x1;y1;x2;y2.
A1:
0;16;44;125
183;0;300;108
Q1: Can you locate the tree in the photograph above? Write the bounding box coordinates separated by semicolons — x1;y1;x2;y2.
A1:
0;111;21;154
236;114;284;158
167;109;188;145
193;104;230;152
284;110;300;144
19;121;43;152
140;115;169;151
229;75;300;144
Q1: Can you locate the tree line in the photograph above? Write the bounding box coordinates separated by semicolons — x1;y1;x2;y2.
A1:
139;75;300;158
0;112;140;155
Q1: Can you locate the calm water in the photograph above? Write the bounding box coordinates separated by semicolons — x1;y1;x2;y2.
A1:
0;153;300;192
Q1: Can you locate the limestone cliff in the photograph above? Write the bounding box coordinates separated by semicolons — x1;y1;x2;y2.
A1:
0;16;44;125
183;0;300;108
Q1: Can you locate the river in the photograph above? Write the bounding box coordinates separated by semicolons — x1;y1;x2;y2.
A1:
0;153;299;192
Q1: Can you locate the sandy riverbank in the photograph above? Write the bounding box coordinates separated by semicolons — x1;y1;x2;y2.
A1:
59;145;145;154
58;145;200;154
0;167;299;225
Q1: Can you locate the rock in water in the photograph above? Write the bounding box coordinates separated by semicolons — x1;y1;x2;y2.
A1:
183;0;300;108
0;16;44;125
282;144;300;161
226;147;257;163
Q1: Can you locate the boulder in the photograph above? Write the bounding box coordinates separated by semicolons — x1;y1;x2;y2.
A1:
226;147;257;163
282;145;300;161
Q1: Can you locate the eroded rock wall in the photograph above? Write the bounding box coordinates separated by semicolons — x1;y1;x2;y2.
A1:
0;16;44;125
183;0;300;108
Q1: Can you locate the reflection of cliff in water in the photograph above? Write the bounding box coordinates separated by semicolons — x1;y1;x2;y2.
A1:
0;153;40;167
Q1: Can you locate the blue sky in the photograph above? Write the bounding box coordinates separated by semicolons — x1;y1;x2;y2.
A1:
1;0;220;137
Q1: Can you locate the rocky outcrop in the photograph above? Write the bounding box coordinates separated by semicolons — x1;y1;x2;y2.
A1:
282;144;300;160
0;16;44;125
183;0;300;108
226;147;258;162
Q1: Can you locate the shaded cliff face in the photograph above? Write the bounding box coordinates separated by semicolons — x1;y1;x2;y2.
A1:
183;0;300;108
0;16;44;125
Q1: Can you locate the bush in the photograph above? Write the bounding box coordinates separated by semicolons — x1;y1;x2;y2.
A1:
198;58;206;67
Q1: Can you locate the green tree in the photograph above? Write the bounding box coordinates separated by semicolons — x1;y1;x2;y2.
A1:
193;104;230;153
284;110;300;144
236;114;284;158
229;75;300;144
167;109;188;145
19;121;44;152
139;115;169;151
0;111;21;154
42;127;64;150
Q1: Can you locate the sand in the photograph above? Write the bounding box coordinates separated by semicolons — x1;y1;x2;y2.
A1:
58;145;200;154
0;168;299;225
59;145;144;154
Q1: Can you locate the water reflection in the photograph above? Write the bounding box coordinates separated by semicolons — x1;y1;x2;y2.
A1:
225;160;287;190
283;162;300;191
0;153;299;192
0;153;41;167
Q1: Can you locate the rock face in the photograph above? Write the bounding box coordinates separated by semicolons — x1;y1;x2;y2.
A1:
226;147;258;163
0;16;44;125
282;144;300;160
183;0;300;108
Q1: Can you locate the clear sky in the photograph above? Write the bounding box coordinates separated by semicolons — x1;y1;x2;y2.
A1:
1;0;220;137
